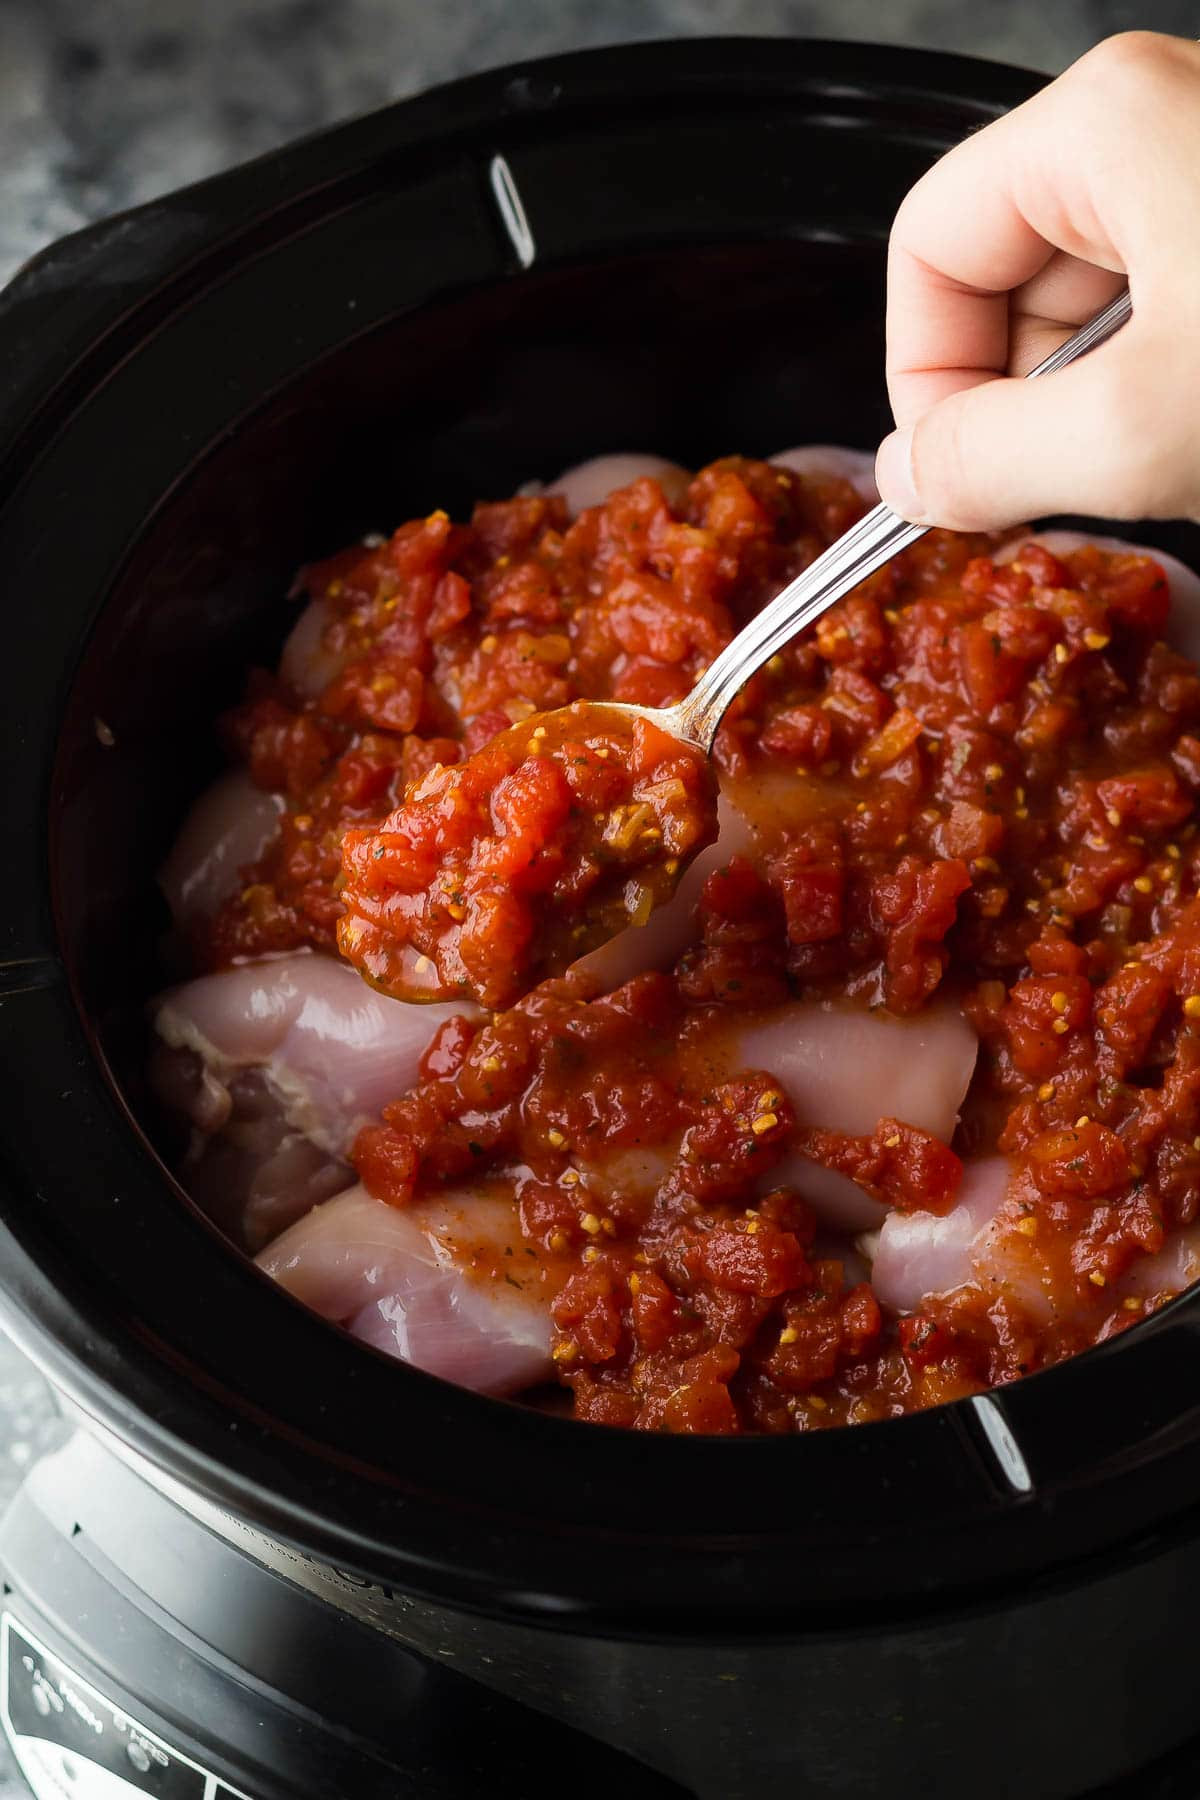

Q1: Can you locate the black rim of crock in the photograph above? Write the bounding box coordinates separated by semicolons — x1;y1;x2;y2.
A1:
5;36;1200;1639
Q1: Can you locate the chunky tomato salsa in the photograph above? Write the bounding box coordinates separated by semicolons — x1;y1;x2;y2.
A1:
173;453;1200;1434
338;701;716;1009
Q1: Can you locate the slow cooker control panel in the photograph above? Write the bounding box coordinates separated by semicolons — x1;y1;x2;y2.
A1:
0;1616;254;1800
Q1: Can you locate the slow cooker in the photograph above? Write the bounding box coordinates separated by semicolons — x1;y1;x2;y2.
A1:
3;36;1200;1800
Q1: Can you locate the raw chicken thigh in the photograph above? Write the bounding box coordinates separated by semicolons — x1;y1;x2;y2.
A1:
547;452;691;516
697;1001;979;1232
768;444;879;503
870;1159;1012;1312
150;954;469;1251
153;952;562;1383
280;594;355;699
257;1182;559;1395
158;770;284;930
154;953;468;1158
1123;1227;1200;1300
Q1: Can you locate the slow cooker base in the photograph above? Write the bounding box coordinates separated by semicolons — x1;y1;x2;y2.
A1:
0;1431;683;1799
5;1429;1200;1800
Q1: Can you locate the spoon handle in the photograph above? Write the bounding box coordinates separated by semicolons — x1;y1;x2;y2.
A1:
675;284;1133;753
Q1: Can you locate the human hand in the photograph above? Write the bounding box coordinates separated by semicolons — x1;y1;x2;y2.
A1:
874;32;1200;532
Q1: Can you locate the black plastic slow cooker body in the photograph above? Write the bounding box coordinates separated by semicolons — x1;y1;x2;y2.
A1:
4;38;1200;1799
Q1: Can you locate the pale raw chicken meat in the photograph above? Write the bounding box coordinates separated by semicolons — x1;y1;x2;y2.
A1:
695;1001;979;1232
872;1157;1107;1328
1122;1228;1200;1301
547;452;691;517
768;444;879;503
153;952;470;1158
792;1165;892;1236
280;595;352;699
572;1144;680;1213
257;1181;557;1396
158;769;284;929
966;1177;1104;1329
870;1158;1011;1312
164;1068;355;1255
997;529;1200;660
573;790;754;990
868;1152;1200;1326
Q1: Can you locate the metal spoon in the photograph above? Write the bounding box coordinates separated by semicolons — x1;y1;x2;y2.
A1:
641;285;1133;755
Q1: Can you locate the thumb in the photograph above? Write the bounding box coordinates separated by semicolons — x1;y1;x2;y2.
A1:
874;329;1197;532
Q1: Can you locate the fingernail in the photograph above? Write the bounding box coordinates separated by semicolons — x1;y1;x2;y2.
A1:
875;427;922;523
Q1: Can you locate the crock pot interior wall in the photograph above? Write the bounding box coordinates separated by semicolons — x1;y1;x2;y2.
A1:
58;239;887;1102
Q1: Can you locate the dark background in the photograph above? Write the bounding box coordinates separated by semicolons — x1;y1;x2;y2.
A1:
0;0;1193;1789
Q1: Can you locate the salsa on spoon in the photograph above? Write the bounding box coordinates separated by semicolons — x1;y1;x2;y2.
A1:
338;700;716;1009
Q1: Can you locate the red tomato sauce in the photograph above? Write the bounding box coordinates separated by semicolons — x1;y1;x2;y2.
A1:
203;456;1200;1433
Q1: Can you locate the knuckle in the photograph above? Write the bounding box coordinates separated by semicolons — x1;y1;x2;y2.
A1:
1070;30;1179;107
888;129;979;250
887;179;939;258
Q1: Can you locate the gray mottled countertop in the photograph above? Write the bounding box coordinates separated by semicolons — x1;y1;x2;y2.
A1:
3;0;1195;286
0;0;1190;1790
